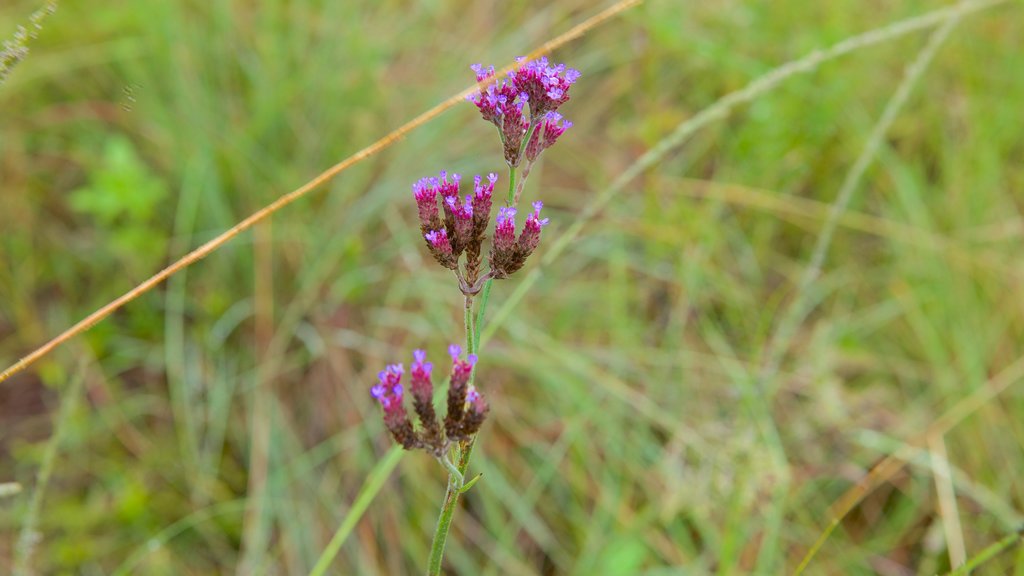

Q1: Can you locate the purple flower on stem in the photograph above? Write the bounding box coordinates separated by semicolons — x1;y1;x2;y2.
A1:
425;229;452;255
470;63;495;82
469;59;579;166
445;344;480;440
458;384;489;436
410;349;433;405
468;82;512;126
508;56;580;117
437;170;461;201
500;96;530;166
471;173;496;232
409;349;444;452
372;364;418;449
448;344;477;383
525;112;573;163
517;201;549;255
447;195;475;249
493;207;517;254
465;385;488;416
436;171;462;223
412;177;440;231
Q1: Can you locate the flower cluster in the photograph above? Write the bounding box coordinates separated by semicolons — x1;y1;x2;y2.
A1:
374;57;576;459
489;201;550;278
371;346;488;455
415;171;496;286
469;57;579;168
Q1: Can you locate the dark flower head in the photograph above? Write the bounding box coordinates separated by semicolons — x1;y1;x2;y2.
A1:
448;194;475;250
413;171;461;235
445;345;481;440
467;82;513;126
409;349;443;453
448;344;478;381
466;386;488;414
525;112;573;163
517;200;550;254
372;364;418;449
425;229;452;254
489;201;550;279
460;385;489;436
470;173;497;240
412;178;439;230
410;349;434;404
493;207;517;253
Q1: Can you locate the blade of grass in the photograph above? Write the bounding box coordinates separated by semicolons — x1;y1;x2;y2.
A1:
13;365;85;576
308;446;404;576
946;530;1024;576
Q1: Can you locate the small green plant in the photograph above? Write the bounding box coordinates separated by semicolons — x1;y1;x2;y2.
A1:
69;135;168;273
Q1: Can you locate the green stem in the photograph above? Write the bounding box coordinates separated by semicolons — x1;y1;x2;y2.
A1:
438;455;464;488
427;153;516;574
474;280;492;354
427;289;488;575
464;295;474;356
308;447;404;576
506;166;517;205
513;161;533;207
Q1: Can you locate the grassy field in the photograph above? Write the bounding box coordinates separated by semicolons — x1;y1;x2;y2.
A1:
2;0;1024;574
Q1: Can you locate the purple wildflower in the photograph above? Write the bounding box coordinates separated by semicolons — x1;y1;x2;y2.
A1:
409;349;443;452
413;170;461;237
456;384;489;437
412;177;440;231
493;207;517;254
437;170;461;200
425;229;452;255
465;385;489;419
500;95;530;166
410;349;434;405
525;112;573;163
372;364;418;449
509;56;580;117
448;344;477;383
468;81;513;126
471;63;495;83
447;195;475;249
471;173;496;231
444;344;479;439
469;59;578;166
517;201;549;255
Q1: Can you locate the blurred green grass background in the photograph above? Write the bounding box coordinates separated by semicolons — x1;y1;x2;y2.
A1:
2;0;1024;573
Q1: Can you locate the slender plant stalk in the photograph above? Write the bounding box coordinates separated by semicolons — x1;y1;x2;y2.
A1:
308;447;404;576
14;368;84;576
505;166;517;205
474;280;493;353
425;163;519;573
427;292;486;574
946;530;1024;575
464;296;474;357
